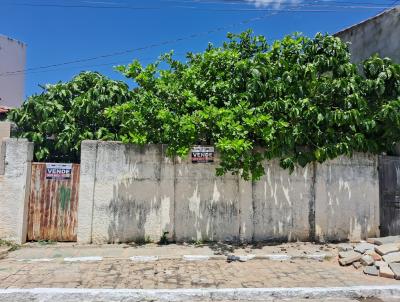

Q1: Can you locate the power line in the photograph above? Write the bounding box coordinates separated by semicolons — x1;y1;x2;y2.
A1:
1;0;395;77
157;0;397;7
4;52;188;77
49;0;400;6
377;0;400;13
0;10;285;77
1;0;395;11
1;2;160;10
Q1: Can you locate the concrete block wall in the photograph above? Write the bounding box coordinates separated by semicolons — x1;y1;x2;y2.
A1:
78;141;175;244
174;154;241;242
78;141;380;244
0;138;33;244
315;154;380;242
0;122;11;142
0;122;11;174
252;162;314;242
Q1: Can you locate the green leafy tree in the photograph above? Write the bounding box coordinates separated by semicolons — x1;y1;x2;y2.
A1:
9;32;400;179
9;72;131;162
106;31;400;180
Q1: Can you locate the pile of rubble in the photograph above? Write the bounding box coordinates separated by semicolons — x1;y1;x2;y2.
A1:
338;235;400;279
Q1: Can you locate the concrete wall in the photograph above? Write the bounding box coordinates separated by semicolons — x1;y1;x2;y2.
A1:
0;122;11;174
315;154;380;242
0;35;26;108
335;7;400;63
0;122;11;142
253;162;314;242
78;141;380;244
0;139;33;244
78;142;175;244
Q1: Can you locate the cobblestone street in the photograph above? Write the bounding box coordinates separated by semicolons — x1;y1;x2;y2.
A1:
0;258;397;289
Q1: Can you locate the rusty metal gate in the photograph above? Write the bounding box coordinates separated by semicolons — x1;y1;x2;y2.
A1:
379;155;400;236
27;163;80;242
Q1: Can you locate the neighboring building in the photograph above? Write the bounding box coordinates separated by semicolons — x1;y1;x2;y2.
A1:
0;106;9;120
0;35;26;108
335;6;400;63
0;106;11;154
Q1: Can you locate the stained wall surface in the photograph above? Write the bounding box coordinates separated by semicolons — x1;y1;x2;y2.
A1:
77;141;379;244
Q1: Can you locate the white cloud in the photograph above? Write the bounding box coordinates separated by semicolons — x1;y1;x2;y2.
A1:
245;0;302;9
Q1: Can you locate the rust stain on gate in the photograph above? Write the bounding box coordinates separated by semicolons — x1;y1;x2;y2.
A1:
27;163;80;242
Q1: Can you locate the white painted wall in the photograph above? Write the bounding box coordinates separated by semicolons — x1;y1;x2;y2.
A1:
253;161;314;242
315;154;380;242
174;154;241;242
0;139;33;244
0;35;26;108
78;142;175;244
78;141;380;244
0;122;11;142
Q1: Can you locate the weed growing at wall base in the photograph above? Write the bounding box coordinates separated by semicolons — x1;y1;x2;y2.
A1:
0;239;21;251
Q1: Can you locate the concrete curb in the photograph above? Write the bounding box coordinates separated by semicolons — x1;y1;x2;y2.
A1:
10;253;332;263
130;256;159;262
0;286;399;301
63;256;103;262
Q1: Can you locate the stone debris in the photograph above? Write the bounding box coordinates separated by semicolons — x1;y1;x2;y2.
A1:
364;250;382;261
389;263;400;280
382;252;400;263
367;236;400;246
380;265;395;279
354;243;375;254
339;250;360;259
360;255;374;266
226;255;256;263
352;261;362;269
339;252;362;266
338;236;400;281
375;243;400;256
337;243;353;252
226;255;240;262
363;265;379;276
371;252;382;261
375;261;387;268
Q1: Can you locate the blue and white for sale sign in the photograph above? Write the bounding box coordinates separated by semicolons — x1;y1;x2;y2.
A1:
45;163;72;180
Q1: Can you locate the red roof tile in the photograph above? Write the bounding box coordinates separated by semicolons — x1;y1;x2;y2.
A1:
0;106;10;114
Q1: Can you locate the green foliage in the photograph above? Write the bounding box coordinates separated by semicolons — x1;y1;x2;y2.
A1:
8;72;131;162
106;31;400;180
158;231;170;245
9;31;400;180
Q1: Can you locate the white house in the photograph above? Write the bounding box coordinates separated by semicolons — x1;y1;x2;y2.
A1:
0;35;26;108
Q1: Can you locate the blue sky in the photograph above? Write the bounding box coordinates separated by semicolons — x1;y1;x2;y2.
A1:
0;0;398;97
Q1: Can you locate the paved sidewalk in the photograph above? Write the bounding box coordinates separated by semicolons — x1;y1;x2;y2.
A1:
7;242;335;260
1;243;399;301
